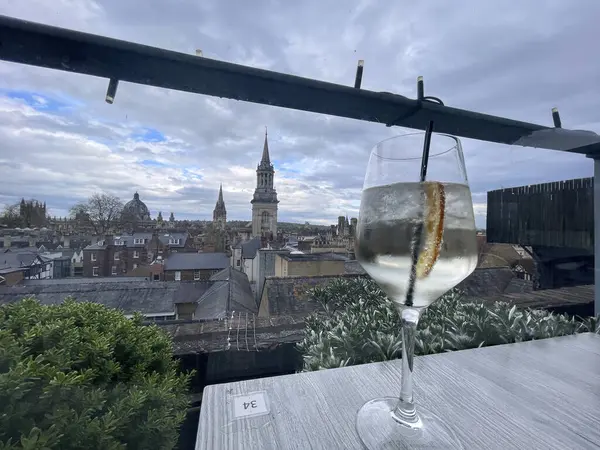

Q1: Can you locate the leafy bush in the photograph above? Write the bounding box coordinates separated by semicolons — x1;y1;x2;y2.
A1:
0;297;193;450
298;277;600;371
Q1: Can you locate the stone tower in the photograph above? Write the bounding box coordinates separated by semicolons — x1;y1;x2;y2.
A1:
251;129;278;238
213;183;227;229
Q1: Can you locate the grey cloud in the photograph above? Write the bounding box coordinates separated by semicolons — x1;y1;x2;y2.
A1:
1;0;599;229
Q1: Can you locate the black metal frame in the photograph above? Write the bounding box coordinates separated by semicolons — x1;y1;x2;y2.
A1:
1;14;600;155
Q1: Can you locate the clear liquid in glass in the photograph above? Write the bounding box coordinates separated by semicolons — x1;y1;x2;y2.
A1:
355;181;478;309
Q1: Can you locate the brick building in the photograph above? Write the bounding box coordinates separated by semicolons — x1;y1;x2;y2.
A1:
82;231;194;277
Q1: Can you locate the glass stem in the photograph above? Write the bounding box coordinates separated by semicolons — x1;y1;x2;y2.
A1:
392;307;422;428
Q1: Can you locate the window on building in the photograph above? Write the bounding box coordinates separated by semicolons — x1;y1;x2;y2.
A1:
148;314;176;322
194;270;200;281
91;252;97;262
133;250;139;259
133;263;138;270
111;266;117;275
261;211;270;226
153;274;160;281
174;271;181;281
93;267;99;277
134;238;144;244
114;253;119;260
236;260;241;267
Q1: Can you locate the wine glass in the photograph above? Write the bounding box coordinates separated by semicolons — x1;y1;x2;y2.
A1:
354;131;477;449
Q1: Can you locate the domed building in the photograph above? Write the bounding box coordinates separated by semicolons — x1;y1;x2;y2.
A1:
122;192;151;222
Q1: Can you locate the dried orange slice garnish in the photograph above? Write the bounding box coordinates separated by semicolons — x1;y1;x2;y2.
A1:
416;181;445;279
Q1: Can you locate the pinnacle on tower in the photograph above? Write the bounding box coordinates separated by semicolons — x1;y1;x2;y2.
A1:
217;183;224;204
261;127;271;165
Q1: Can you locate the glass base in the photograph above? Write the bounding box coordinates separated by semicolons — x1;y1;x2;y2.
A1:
356;397;465;450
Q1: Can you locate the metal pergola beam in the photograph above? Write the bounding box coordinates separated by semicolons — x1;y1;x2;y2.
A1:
1;14;600;155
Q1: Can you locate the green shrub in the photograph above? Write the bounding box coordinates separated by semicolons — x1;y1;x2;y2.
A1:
0;297;193;450
297;277;600;371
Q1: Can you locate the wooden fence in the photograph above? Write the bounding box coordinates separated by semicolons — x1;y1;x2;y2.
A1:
486;178;593;249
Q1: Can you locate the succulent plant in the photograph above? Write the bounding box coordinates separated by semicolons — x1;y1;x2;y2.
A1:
297;277;600;372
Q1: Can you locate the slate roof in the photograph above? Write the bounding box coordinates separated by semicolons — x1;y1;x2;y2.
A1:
195;267;257;319
85;232;153;250
0;280;212;315
241;237;261;259
0;267;27;275
23;277;148;285
261;273;362;316
0;251;41;270
457;267;516;297
157;232;188;248
0;270;254;321
478;284;593;309
164;252;229;271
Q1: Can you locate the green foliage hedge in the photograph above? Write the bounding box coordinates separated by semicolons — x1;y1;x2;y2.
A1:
0;298;192;450
298;277;600;371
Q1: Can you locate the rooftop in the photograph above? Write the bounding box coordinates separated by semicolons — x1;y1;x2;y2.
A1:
164;252;229;271
241;237;262;259
261;273;363;317
280;252;349;262
84;231;189;250
0;280;184;315
0;267;256;321
196;267;257;319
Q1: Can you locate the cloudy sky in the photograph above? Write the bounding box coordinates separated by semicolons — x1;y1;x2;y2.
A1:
1;0;599;228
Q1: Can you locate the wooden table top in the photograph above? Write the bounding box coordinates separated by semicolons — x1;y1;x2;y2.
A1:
197;333;600;449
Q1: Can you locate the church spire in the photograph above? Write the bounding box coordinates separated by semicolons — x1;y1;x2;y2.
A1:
213;184;226;227
217;183;224;205
261;127;271;165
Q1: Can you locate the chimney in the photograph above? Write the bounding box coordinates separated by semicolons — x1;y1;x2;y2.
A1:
3;235;11;248
63;236;70;249
104;234;114;245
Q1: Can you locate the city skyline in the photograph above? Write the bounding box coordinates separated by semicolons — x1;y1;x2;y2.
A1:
1;1;599;229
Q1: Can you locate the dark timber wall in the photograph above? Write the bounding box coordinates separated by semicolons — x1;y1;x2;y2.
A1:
486;178;593;250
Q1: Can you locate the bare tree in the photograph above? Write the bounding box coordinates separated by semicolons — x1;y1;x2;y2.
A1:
0;203;21;227
70;193;123;235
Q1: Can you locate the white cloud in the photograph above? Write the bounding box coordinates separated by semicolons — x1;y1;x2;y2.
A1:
1;0;599;228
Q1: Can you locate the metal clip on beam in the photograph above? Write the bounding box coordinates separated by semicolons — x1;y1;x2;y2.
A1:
417;76;425;100
418;76;444;106
354;60;364;89
552;107;562;128
385;76;445;127
105;78;119;104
